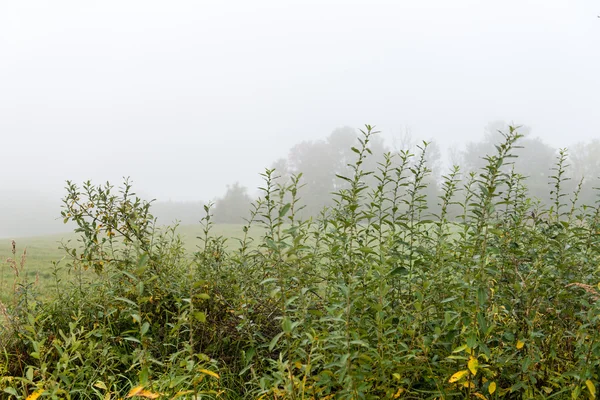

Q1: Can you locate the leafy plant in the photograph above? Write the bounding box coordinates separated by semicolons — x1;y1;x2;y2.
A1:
2;125;600;399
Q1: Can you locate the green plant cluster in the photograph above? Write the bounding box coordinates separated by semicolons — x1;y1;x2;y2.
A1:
1;126;600;399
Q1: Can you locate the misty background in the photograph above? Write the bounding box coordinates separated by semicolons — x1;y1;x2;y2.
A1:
1;1;599;238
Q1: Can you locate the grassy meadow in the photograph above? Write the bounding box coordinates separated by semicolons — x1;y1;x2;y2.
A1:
0;225;258;302
1;127;600;399
0;234;68;284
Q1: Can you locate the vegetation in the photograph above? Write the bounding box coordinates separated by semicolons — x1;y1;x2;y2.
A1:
0;225;256;305
1;125;600;399
212;184;254;224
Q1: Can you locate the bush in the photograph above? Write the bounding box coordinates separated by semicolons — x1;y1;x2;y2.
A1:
1;125;600;399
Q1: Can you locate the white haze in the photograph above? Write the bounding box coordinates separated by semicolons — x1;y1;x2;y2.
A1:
0;0;599;236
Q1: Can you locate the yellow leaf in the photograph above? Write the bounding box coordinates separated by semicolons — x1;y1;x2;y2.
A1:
489;381;497;394
94;381;108;390
199;369;220;379
587;380;596;398
138;390;162;399
171;391;194;400
516;340;525;350
542;386;553;394
473;393;488;400
393;388;405;398
26;389;44;400
449;369;469;383
468;355;479;376
462;381;475;389
138;391;160;399
126;386;161;399
127;386;144;397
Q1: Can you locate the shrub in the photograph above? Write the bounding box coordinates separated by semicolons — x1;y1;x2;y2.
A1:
1;125;600;399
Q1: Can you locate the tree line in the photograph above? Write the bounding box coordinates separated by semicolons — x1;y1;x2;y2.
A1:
212;122;600;223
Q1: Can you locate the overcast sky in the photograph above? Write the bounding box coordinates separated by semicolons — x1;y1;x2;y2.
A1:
1;0;599;204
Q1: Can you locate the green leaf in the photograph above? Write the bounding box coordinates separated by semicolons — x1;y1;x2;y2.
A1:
466;335;478;349
194;312;206;323
137;253;149;268
3;388;18;397
358;246;376;254
389;266;408;276
279;203;291;218
265;238;278;250
441;296;458;304
260;278;278;285
140;322;150;335
269;332;285;351
139;366;149;384
477;312;488;335
135;265;150;275
115;297;138;307
452;344;468;353
477;287;487;306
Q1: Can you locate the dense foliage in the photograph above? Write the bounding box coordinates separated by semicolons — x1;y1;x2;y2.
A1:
1;126;600;399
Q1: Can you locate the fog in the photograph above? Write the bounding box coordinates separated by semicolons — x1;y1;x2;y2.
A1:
1;0;599;237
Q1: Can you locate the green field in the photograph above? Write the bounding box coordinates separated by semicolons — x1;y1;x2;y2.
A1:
0;224;256;302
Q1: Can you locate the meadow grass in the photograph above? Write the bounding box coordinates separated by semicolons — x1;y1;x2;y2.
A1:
0;224;256;303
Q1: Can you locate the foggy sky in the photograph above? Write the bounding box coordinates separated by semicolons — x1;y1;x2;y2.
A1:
1;0;599;207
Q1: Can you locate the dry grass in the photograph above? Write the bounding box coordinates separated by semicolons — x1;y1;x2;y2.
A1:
566;282;600;302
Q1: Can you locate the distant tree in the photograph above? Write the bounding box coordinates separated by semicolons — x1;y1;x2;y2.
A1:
569;139;600;182
284;127;357;216
270;157;291;183
462;121;556;204
448;144;463;168
287;139;337;217
567;139;600;206
327;126;358;189
390;126;414;153
422;140;443;214
212;182;253;224
462;121;532;172
283;126;391;217
152;200;206;225
518;136;557;204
